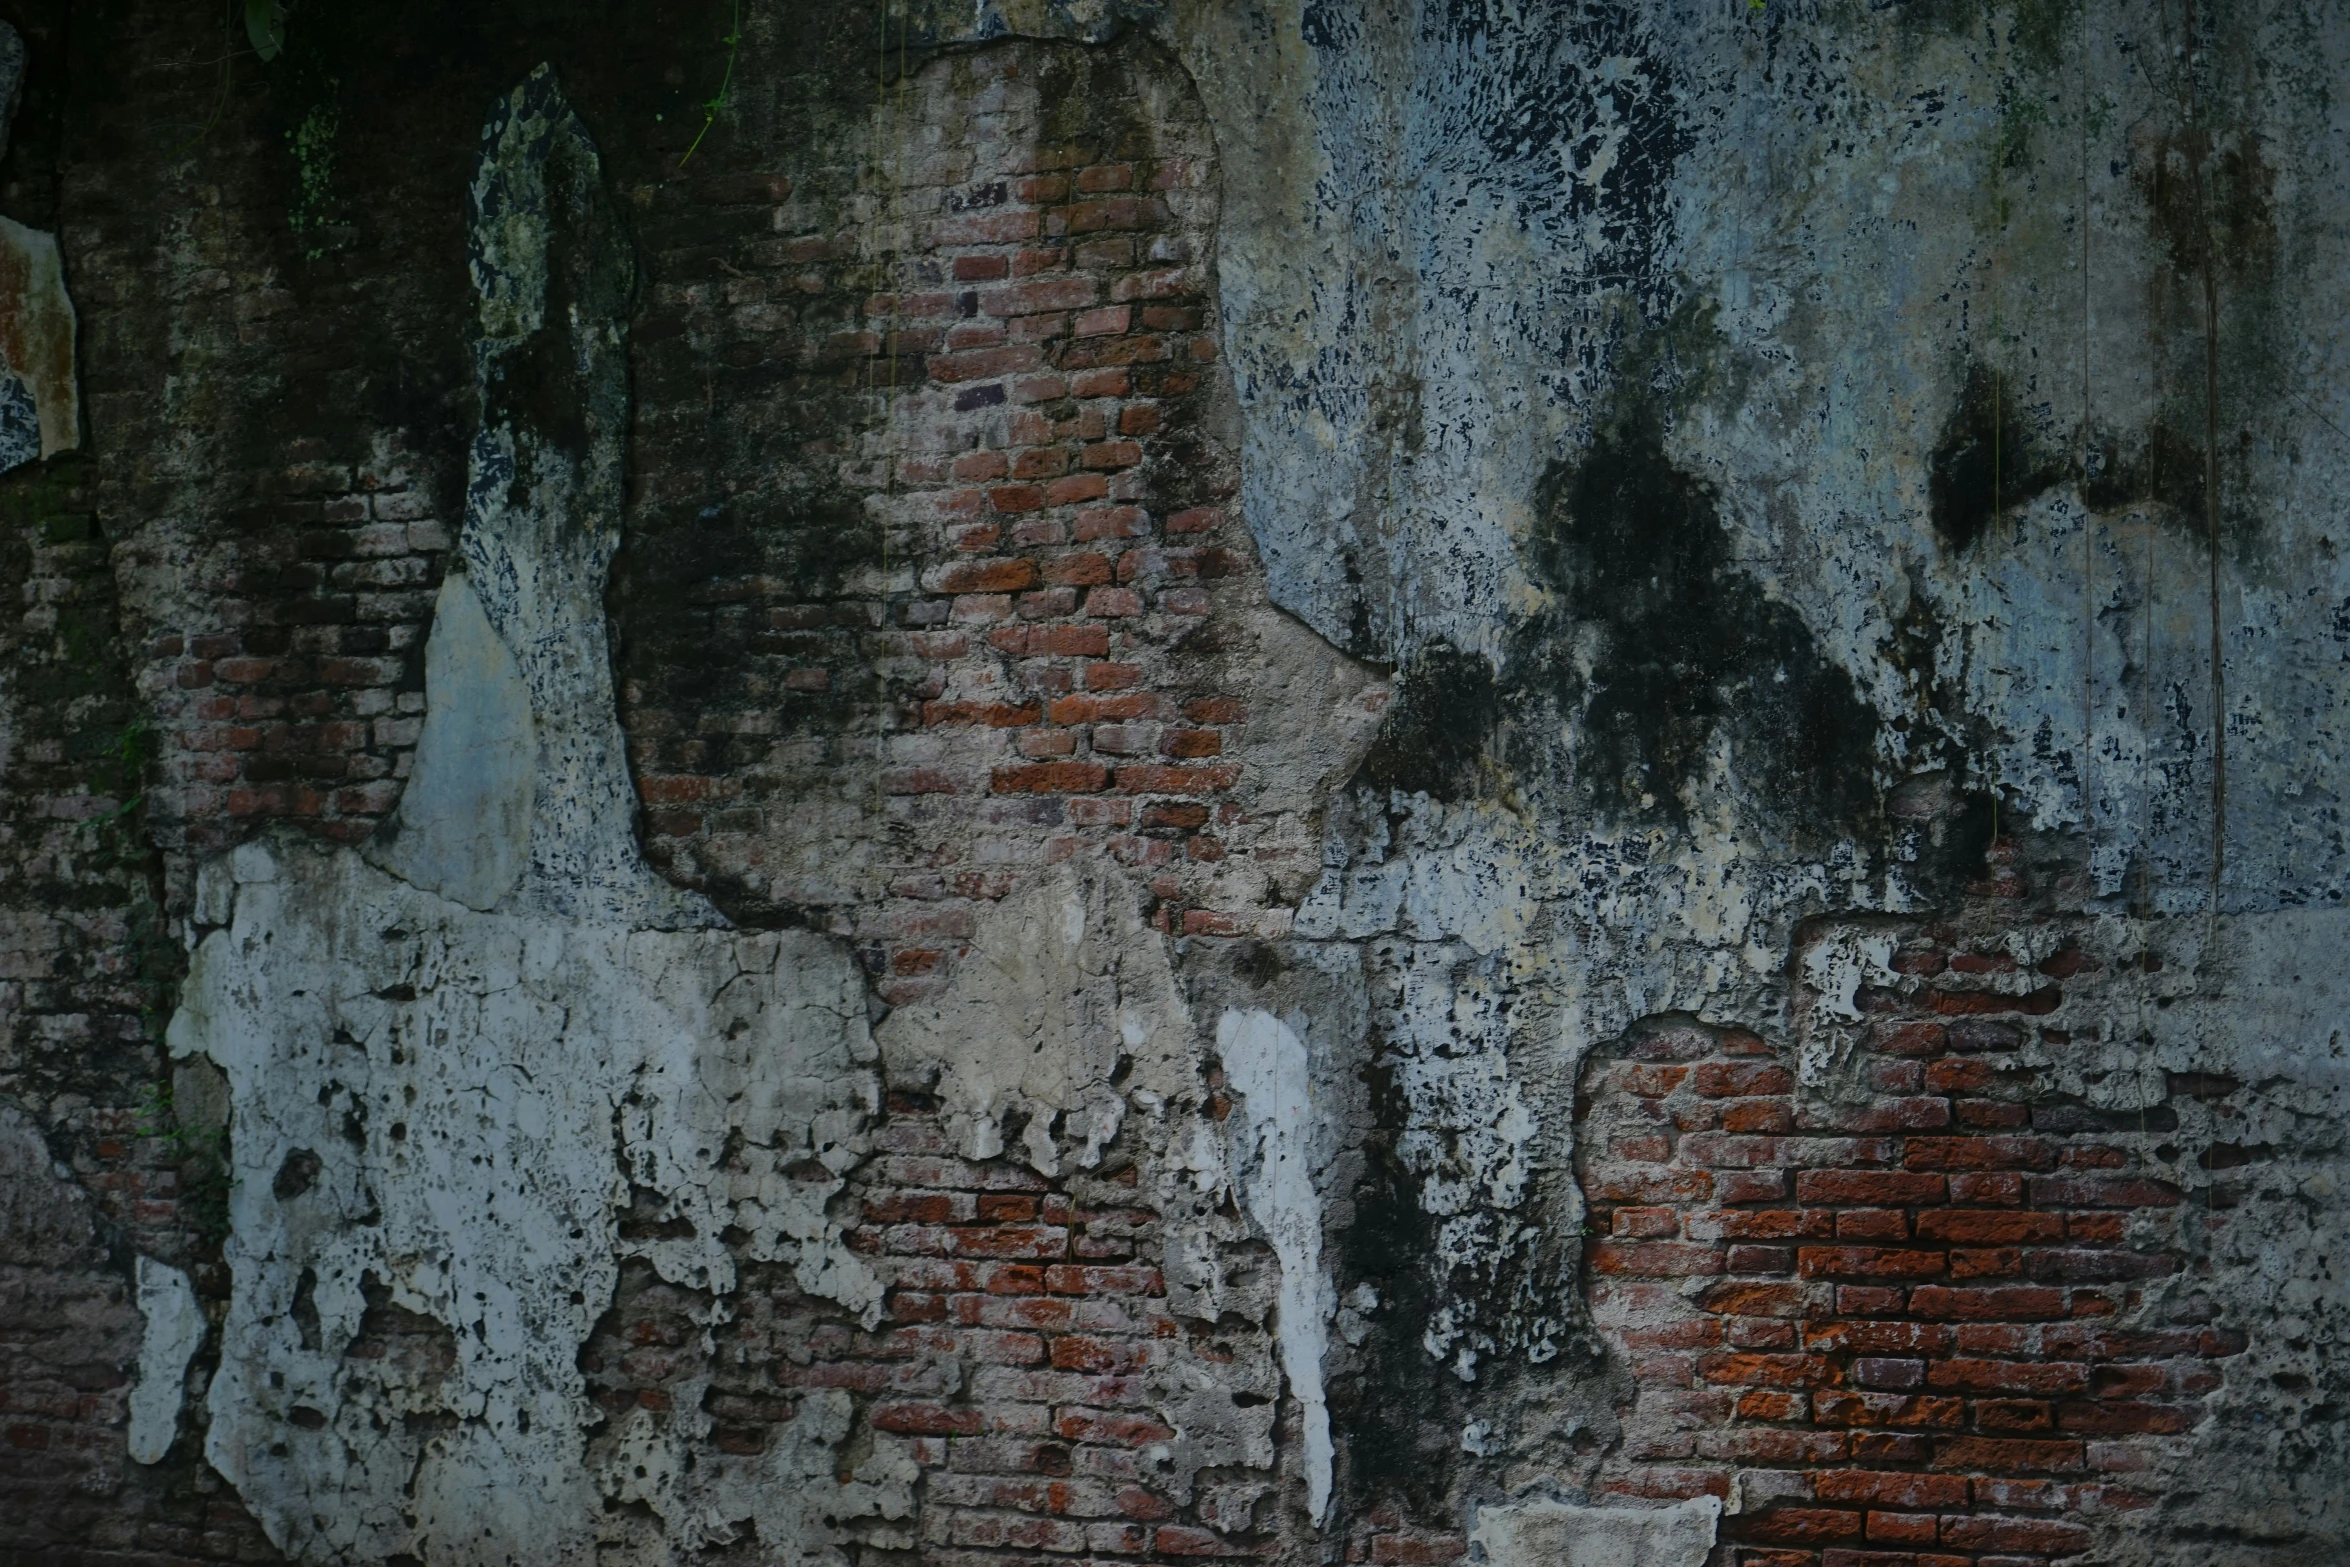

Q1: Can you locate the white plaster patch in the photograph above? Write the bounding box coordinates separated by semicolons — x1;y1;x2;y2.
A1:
365;571;534;911
1799;926;1897;1025
1219;1006;1334;1524
1469;1494;1720;1567
600;1388;916;1563
128;1255;202;1465
169;843;886;1564
877;861;1193;1174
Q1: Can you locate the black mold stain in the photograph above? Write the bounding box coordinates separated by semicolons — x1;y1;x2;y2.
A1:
273;1146;324;1202
1882;768;2005;903
1326;1060;1466;1517
1521;416;1883;837
1928;361;2066;552
2136;125;2278;283
1355;642;1501;803
2079;419;2210;520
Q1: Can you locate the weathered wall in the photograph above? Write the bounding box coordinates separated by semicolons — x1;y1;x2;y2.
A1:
5;3;2350;1567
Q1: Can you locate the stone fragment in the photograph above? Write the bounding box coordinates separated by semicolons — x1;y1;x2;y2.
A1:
0;23;74;475
1469;1495;1720;1567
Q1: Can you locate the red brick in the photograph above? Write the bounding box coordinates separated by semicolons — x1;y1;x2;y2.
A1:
1874;1022;1949;1056
871;1402;989;1435
1798;1247;1946;1280
1591;1242;1726;1277
1928;1359;2088;1396
1047;472;1111;504
1694;1061;1793;1097
1051;1336;1149;1374
1930;1436;2085;1471
1695;1352;1834;1388
1696;1281;1823;1318
1075;506;1151;540
1795;1171;1946;1206
1813;1471;1969;1510
1085;586;1145;617
1901;1137;2057;1172
1070;367;1130;397
1813;1392;1966;1429
1913;1211;2065;1245
932;344;1047;382
1975;1399;2056;1431
2054;1401;2195;1434
1906;1286;2067;1321
1718;1170;1790;1204
987;484;1048;513
1934;1515;2092;1554
991;762;1109;794
1738;1508;1864;1544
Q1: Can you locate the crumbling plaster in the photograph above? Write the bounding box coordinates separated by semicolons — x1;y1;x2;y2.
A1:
928;0;2350;1547
86;0;2350;1561
158;70;905;1565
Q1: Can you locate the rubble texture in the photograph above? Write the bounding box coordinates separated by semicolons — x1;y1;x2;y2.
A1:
2;3;2348;1567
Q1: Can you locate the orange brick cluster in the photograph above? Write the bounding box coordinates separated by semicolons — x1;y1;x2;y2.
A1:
1573;921;2243;1567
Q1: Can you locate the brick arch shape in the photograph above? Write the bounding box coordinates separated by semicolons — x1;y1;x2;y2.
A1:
591;32;1381;1567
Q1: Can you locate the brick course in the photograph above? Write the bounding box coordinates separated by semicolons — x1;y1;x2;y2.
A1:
1570;877;2248;1567
616;42;1285;1002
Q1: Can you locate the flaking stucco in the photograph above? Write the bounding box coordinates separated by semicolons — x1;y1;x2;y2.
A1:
14;2;2350;1562
126;1255;201;1465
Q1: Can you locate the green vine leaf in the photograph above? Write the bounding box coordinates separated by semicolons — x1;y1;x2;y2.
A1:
678;0;742;169
245;0;285;63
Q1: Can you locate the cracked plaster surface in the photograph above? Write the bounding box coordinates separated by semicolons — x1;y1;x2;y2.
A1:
162;68;903;1566
900;1;2350;1543
120;5;2350;1558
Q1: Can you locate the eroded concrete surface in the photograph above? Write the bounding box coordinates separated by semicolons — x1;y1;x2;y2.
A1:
52;0;2350;1563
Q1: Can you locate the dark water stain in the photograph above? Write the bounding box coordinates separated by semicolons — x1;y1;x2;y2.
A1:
1520;415;1883;839
2135;124;2278;283
2079;419;2210;520
1928;361;2067;552
1325;1059;1470;1517
1355;642;1500;802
